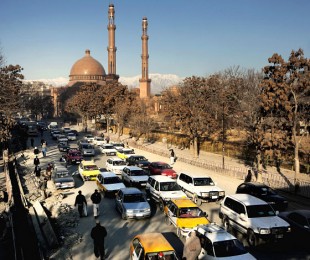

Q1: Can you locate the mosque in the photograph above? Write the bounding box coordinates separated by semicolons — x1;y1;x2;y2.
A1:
52;4;152;116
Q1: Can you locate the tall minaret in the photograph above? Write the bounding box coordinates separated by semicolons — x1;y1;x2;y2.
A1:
139;17;151;99
107;4;118;80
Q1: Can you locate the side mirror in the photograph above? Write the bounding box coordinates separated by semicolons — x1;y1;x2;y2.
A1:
189;183;193;186
203;212;208;217
275;211;279;215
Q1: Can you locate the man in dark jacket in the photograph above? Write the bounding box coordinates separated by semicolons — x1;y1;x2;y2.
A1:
74;190;87;217
90;189;102;218
91;220;107;260
33;155;40;166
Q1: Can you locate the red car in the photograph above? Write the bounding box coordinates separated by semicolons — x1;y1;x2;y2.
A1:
148;161;177;179
65;149;83;164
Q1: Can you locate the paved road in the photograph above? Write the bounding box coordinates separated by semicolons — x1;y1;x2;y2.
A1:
21;130;310;260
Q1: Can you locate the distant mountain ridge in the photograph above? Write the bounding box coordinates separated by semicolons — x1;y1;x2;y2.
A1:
24;73;183;94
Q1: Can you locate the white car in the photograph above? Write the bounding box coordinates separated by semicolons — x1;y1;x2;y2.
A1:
84;134;95;143
192;223;256;260
96;171;125;197
99;144;117;156
67;132;77;141
146;175;187;211
177;172;225;205
106;157;127;175
57;134;69;143
62;127;71;134
219;194;291;247
93;136;106;146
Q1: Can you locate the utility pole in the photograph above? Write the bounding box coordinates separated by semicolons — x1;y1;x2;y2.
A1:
222;102;225;169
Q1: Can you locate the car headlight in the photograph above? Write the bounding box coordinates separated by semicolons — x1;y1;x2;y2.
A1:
145;208;151;212
219;191;225;196
287;227;291;232
259;228;270;234
126;209;134;213
201;192;210;197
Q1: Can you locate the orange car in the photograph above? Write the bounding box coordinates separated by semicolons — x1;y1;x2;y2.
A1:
129;233;178;259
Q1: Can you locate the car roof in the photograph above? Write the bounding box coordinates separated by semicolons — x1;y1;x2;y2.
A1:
152;161;169;165
134;233;174;253
179;172;211;178
120;187;143;195
227;194;267;206
171;198;197;208
98;172;117;178
195;224;236;243
125;166;143;170
108;157;124;161
149;175;176;182
54;166;68;172
81;160;97;166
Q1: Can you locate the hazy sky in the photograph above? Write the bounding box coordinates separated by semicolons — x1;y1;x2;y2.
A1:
1;0;309;80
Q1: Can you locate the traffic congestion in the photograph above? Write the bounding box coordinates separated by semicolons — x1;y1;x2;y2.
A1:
28;121;310;260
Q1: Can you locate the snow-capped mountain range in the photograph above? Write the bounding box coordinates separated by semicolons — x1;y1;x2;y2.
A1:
24;73;183;94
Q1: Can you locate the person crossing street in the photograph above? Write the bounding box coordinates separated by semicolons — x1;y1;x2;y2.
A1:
91;189;102;218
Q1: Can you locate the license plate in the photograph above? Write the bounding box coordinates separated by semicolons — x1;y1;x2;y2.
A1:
212;196;218;199
136;213;143;217
140;183;146;186
276;234;283;239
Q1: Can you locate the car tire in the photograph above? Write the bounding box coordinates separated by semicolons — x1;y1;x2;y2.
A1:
176;227;181;237
247;230;257;247
223;216;230;231
121;212;127;220
193;194;202;206
159;199;165;212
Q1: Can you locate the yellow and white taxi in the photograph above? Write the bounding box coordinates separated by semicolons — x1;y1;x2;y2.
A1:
78;160;100;181
96;171;125;197
129;233;178;260
164;198;210;237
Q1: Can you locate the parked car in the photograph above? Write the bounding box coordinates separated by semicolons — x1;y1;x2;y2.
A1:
126;155;150;173
99;144;117;156
116;148;135;160
219;194;291;247
148;162;177;179
121;166;149;187
177;172;225;205
58;142;70;152
192;223;256;259
278;210;310;246
52;165;75;189
115;188;151;220
96;171;126;197
129;233;179;260
146;175;187;211
64;149;83;164
106;157;127;175
78;160;100;181
164;198;209;237
93;136;106;146
79;142;95;156
67;132;77;141
236;182;288;211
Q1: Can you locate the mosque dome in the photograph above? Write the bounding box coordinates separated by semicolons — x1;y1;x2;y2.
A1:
69;49;106;84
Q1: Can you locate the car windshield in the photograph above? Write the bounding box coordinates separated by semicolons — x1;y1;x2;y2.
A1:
157;164;172;170
103;145;114;149
104;177;121;184
146;251;177;259
113;161;126;166
213;239;248;257
246;204;276;218
160;182;181;191
134;156;147;161
258;186;277;196
123;194;146;203
82;144;93;149
96;137;104;141
71;152;81;157
178;207;204;218
56;171;69;177
130;170;146;176
193;177;214;186
84;165;98;171
124;150;134;154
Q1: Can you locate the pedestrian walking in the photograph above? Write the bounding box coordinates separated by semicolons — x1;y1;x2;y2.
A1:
105;136;110;144
34;155;40;166
34;147;40;156
45;163;53;180
182;230;202;260
42;142;47;157
91;219;107;260
169;149;176;165
74;190;87;217
34;165;41;180
30;138;34;148
91;189;102;218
